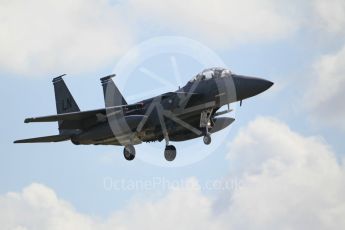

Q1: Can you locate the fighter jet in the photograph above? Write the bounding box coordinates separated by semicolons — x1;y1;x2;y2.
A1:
14;67;273;161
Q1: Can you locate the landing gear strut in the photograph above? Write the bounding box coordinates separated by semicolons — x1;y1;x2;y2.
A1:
123;145;135;161
159;111;177;161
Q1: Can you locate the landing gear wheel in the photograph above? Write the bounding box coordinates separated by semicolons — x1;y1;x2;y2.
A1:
164;145;176;161
203;133;211;145
123;145;136;161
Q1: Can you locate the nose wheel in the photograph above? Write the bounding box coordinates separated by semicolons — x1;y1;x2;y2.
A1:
200;109;213;145
164;145;176;161
123;145;136;161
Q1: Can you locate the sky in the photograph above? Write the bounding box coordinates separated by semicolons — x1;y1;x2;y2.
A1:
1;0;345;229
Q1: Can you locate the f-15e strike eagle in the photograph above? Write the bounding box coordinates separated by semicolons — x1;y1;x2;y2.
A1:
14;68;273;161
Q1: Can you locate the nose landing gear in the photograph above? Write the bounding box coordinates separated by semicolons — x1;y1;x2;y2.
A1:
200;109;213;145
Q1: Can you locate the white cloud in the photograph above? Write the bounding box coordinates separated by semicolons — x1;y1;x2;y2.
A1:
305;44;345;129
2;0;344;79
1;117;345;229
224;117;345;229
0;180;220;230
0;0;318;76
0;0;135;76
0;183;95;230
313;0;345;33
302;0;345;130
127;0;300;47
104;179;222;230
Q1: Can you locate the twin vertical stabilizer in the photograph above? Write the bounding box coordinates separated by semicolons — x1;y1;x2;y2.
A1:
100;74;127;107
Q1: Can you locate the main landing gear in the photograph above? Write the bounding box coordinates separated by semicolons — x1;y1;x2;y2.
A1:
123;145;135;161
123;107;218;161
164;145;176;161
203;133;211;145
123;143;176;162
162;128;177;161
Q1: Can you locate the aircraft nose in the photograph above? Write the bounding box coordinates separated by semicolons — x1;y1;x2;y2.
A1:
232;75;273;101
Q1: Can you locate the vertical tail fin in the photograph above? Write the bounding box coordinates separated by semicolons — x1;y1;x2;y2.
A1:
52;74;80;133
53;74;80;114
100;74;127;107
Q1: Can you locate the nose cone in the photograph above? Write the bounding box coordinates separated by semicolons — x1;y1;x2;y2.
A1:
232;75;273;101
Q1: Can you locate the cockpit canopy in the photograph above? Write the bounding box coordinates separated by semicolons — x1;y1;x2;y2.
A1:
189;67;232;83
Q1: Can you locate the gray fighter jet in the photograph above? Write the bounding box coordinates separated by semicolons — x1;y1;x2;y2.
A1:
14;67;273;161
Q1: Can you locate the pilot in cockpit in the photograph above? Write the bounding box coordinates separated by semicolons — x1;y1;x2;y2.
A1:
189;67;232;83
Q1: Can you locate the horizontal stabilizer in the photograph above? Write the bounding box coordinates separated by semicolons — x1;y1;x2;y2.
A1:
24;108;106;123
14;134;70;143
